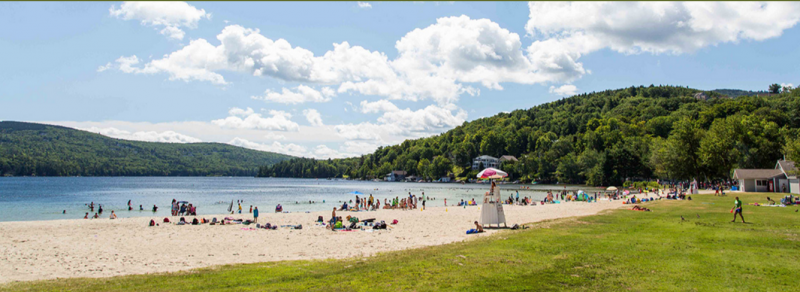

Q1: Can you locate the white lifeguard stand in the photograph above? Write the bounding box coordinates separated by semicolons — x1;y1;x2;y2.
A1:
480;184;507;228
476;168;508;228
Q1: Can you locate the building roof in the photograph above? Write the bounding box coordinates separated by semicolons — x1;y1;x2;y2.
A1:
777;160;797;174
391;170;407;176
733;169;786;180
500;155;518;162
474;155;498;160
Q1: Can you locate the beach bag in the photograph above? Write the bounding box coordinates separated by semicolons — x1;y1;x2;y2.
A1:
163;218;170;223
192;218;199;225
392;219;398;225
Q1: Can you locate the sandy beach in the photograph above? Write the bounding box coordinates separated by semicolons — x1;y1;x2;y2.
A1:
0;198;647;284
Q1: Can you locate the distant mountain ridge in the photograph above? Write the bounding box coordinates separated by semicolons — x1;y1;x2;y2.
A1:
0;121;292;176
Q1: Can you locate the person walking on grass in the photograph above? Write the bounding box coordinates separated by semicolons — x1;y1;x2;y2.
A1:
732;196;745;223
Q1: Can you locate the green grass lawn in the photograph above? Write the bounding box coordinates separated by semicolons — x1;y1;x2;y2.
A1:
4;193;800;291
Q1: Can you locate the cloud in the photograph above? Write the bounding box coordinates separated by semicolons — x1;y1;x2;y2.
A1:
357;2;372;9
334;122;387;141
228;137;308;157
359;99;400;113
252;85;334;104
81;126;201;143
303;109;324;126
97;62;113;72
335;103;467;141
524;2;800;77
109;1;211;40
211;107;300;131
377;103;467;134
342;141;381;154
111;15;600;105
227;138;355;159
549;84;578;96
264;132;287;140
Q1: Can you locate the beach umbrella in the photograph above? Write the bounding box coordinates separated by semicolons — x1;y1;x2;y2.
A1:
476;168;508;179
606;186;618;191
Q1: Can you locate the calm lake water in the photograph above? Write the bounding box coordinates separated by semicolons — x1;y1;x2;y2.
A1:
0;177;603;222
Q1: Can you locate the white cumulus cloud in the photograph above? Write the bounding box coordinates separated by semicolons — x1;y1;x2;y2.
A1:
357;2;372;9
524;2;800;81
228;137;308;157
549;84;578;96
359;99;400;114
303;109;324;127
81;126;201;143
252;85;334;104
109;1;211;40
211;107;299;131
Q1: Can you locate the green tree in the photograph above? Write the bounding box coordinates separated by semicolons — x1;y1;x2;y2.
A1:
769;83;781;94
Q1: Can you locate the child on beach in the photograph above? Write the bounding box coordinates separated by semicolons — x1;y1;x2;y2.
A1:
109;211;117;219
84;212;88;219
732;197;745;223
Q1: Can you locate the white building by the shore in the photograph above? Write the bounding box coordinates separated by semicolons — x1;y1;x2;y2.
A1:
733;160;798;194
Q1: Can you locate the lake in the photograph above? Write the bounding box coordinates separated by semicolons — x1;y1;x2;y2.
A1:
0;177;603;222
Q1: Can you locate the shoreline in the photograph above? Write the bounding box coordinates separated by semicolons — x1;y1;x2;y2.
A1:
0;196;658;284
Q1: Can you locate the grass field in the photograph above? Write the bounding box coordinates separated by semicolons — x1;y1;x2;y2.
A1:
3;192;799;291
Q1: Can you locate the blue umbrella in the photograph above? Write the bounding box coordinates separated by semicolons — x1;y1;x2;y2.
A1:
349;191;364;195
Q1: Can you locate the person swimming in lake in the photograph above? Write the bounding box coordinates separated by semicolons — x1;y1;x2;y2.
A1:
98;205;103;215
92;213;99;219
84;212;89;219
139;205;143;211
152;205;158;212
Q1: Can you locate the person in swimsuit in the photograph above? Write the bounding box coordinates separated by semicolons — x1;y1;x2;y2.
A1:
109;211;117;219
84;212;89;219
474;221;484;233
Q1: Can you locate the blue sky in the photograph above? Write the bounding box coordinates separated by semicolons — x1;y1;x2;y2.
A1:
1;2;799;158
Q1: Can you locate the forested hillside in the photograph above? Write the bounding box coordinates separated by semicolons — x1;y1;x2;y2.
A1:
260;85;800;186
0;121;291;176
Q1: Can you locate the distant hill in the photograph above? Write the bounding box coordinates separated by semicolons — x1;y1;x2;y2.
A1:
712;89;768;98
260;85;800;186
0;121;292;176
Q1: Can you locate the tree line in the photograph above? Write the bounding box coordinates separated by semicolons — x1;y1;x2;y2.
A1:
0;121;291;176
260;85;800;186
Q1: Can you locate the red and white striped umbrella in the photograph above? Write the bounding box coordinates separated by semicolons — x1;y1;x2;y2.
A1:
476;168;508;179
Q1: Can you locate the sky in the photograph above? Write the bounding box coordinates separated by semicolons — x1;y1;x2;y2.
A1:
1;1;799;159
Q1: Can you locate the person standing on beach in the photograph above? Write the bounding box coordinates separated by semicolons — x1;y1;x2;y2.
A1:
732;197;745;223
253;207;259;223
249;205;253;213
368;194;374;209
238;202;242;214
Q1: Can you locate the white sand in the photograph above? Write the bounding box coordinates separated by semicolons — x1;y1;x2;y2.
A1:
0;198;644;283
